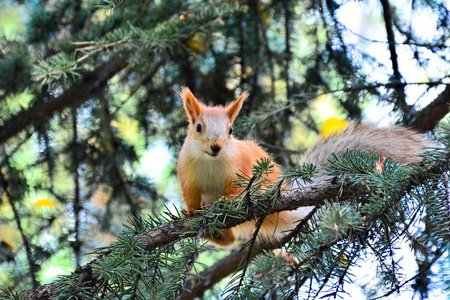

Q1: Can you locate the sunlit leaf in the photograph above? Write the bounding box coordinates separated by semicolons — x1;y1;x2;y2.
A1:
33;198;60;210
321;118;349;138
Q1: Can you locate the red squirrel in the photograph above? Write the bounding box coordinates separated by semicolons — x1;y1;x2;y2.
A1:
177;87;434;247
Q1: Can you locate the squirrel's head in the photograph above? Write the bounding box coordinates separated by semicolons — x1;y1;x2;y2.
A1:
180;87;248;158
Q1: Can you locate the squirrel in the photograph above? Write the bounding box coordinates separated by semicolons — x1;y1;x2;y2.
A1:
177;87;435;247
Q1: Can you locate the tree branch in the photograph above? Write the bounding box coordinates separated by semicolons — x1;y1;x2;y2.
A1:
406;85;450;132
135;182;369;252
0;168;39;289
71;108;82;266
379;0;408;112
179;247;264;300
21;180;369;299
23;150;450;299
380;0;401;80
179;207;319;300
169;154;450;300
0;54;129;146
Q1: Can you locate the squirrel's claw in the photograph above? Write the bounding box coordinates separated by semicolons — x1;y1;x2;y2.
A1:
182;209;197;217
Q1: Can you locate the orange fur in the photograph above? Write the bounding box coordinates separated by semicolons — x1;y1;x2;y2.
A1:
177;87;286;246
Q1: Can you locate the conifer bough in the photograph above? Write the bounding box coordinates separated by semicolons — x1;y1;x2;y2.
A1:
0;54;129;146
23;151;450;300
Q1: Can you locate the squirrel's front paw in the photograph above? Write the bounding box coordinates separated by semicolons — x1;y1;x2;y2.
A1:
182;209;197;217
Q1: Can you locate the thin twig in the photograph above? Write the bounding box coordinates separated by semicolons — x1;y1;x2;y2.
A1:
176;227;204;300
341;23;448;49
369;248;446;300
379;0;408;113
33;39;130;82
236;215;267;291
0;168;38;288
72;107;82;266
75;38;131;64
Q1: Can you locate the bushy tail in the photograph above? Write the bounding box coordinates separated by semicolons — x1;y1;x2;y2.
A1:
299;122;436;186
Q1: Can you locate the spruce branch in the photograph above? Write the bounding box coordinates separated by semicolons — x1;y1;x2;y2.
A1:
33;39;131;83
0;54;129;146
0;1;241;146
23;150;450;299
256;157;448;298
134;181;367;253
175;227;204;300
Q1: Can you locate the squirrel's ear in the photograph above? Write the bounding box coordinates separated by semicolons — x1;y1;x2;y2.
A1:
180;87;203;123
226;92;248;123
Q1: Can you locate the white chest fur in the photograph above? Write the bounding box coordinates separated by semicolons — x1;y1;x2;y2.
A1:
192;157;234;205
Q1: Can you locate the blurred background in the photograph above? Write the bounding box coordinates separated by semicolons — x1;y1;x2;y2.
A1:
0;0;448;298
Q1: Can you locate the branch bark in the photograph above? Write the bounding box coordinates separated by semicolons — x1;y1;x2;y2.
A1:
178;155;450;300
19;79;450;300
0;170;38;289
406;85;450;132
135;182;368;252
179;247;263;300
23;150;450;300
379;0;408;112
22;181;368;299
0;54;129;146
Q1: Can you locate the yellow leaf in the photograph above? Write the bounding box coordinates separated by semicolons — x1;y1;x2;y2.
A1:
321;118;349;138
259;5;271;24
261;12;271;24
187;33;207;54
33;198;60;210
111;114;140;143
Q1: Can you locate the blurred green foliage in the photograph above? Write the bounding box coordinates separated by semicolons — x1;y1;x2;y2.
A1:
0;0;449;298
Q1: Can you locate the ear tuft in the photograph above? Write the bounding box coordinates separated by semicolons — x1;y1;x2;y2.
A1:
179;87;203;123
226;91;248;123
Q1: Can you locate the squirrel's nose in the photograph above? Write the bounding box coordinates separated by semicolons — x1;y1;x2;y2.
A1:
210;143;222;154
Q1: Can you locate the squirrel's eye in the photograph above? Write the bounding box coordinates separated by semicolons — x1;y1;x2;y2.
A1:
229;126;233;135
196;124;202;133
